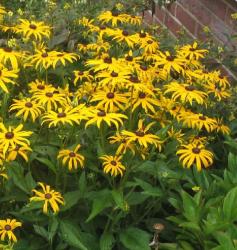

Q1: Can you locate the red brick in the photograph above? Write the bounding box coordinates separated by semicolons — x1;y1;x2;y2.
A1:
175;5;197;34
225;7;237;31
199;0;228;20
166;2;177;16
222;0;237;10
155;6;166;23
164;12;182;35
195;24;208;41
143;11;153;24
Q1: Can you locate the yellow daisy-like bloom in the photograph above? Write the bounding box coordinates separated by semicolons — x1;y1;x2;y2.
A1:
0;219;22;242
205;82;230;101
16;19;51;41
42;107;85;127
0;123;32;156
99;155;125;177
10;98;43;122
50;51;78;68
85;109;127;129
87;38;110;54
29;49;54;69
109;132;135;156
178;42;208;60
97;10;126;27
28;79;53;93
214;71;230;88
0;47;22;69
0;6;6;16
127;14;142;26
167;127;185;144
122;119;162;149
32;89;66;111
0;65;18;93
90;87;128;112
110;29;137;48
57;144;85;171
215;118;230;135
7;145;32;162
131;91;160;113
30;182;64;214
140;38;159;54
154;51;186;74
0;165;7;179
73;70;93;85
176;143;213;171
164;82;207;105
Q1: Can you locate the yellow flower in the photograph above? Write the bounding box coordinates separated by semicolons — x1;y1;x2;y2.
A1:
215;118;230;135
42;107;85;127
97;10;126;27
127;14;142;26
28;79;53;93
205;82;230;101
0;123;32;156
10;98;43;122
30;182;64;214
178;42;208;60
0;165;7;179
122;119;162;149
90;87;128;112
0;47;22;69
58;144;85;170
164;82;207;105
192;186;201;192
6;145;32;162
110;29;137;48
0;65;18;93
50;51;78;68
85;109;127;129
167;127;184;144
177;143;213;171
16;19;51;41
0;219;22;242
140;38;159;54
73;70;93;85
99;155;125;176
29;49;54;69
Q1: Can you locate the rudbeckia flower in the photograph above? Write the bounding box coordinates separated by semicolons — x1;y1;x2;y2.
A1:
73;70;94;85
58;144;85;170
6;145;32;162
177;143;213;171
97;10;126;27
110;29;137;48
99;155;125;176
0;47;22;69
50;51;78;68
178;41;208;60
205;82;230;101
0;65;18;93
30;182;64;214
0;219;22;242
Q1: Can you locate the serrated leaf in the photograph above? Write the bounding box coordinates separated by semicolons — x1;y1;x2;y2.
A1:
100;232;115;250
119;227;150;250
61;190;81;212
60;220;88;250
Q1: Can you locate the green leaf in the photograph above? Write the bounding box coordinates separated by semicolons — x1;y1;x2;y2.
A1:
33;225;48;240
86;190;112;222
100;232;115;250
223;186;237;222
48;216;59;243
25;172;37;191
78;171;87;197
181;191;199;222
111;190;124;209
179;241;195;250
61;190;81;212
228;152;237;172
179;222;200;231
60;220;88;250
119;227;150;250
35;157;56;173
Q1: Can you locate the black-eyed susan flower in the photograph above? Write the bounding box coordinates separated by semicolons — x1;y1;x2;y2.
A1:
127;15;142;26
99;155;125;176
28;79;54;93
50;51;78;68
0;219;22;242
16;19;51;41
110;29;137;48
154;51;186;74
0;123;32;155
85;109;127;129
87;38;110;54
32;89;66;111
167;127;185;144
205;82;230;101
140;38;159;54
0;5;6;17
215;118;231;135
73;70;93;85
177;143;213;171
0;65;18;93
6;145;32;162
10;98;43;122
0;166;7;180
109;132;135;155
178;41;208;60
29;49;54;69
57;144;85;170
0;47;22;69
97;10;126;27
30;182;64;214
90;87;128;112
214;71;230;88
122;119;162;149
164;82;207;105
41;106;85;127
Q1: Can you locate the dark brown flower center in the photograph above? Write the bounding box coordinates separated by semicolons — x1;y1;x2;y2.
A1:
125;55;133;61
147;40;153;44
139;32;146;38
78;71;84;76
135;130;145;137
37;84;45;90
25;102;33;108
57;53;64;57
100;25;106;30
219;75;224;79
4;225;11;231
111;10;119;17
122;30;129;36
41;52;48;58
185;85;195;91
111;71;118;77
192;147;201;154
45;193;52;199
46;92;53;97
166;55;175;61
103;57;112;64
97;111;106;117
107;92;114;99
57;112;66;118
139;92;146;98
199;115;206;120
69;152;76;157
140;65;147;71
3;47;12;52
129;76;139;83
5;132;14;139
189;47;196;51
111;160;117;166
29;24;37;30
